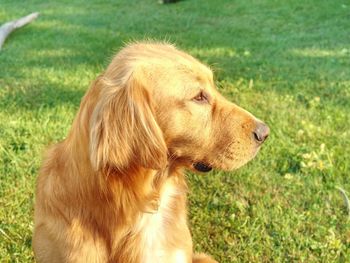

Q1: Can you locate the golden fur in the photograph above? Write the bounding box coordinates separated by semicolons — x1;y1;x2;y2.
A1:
33;42;268;263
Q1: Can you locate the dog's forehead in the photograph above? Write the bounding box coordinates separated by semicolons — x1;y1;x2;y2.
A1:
152;68;215;101
119;43;215;98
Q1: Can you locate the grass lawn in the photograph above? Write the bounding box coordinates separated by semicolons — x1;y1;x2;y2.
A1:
0;0;349;262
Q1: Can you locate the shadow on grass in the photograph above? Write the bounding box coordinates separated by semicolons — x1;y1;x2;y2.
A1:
0;81;85;112
1;0;348;112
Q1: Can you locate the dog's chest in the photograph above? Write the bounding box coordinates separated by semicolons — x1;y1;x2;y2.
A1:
136;183;188;263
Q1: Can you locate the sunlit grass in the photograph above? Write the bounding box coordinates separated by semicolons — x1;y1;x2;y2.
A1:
290;48;350;58
0;0;349;262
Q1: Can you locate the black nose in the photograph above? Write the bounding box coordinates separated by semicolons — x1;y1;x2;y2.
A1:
253;122;270;143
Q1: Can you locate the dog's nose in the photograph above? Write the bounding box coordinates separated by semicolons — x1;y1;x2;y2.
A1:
253;122;270;143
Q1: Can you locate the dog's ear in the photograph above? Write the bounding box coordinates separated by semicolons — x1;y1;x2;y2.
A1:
89;72;168;171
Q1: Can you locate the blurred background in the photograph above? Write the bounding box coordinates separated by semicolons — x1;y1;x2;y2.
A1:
0;0;349;262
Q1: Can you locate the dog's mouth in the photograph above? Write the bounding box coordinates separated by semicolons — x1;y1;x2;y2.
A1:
193;162;212;173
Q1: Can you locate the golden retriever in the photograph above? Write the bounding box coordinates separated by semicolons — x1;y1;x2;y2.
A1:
33;42;269;263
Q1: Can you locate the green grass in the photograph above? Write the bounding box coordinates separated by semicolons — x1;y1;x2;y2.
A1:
0;0;349;262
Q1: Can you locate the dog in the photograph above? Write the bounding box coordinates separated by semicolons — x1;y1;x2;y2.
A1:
33;42;269;263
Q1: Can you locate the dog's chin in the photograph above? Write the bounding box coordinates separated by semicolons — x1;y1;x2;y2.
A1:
175;147;259;173
209;148;260;171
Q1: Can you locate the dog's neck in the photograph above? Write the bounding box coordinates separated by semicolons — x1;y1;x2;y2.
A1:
65;138;184;213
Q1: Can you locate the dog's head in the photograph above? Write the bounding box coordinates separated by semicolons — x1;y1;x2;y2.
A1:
89;43;269;173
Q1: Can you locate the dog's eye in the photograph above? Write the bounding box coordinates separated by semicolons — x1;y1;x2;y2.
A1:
192;91;209;103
